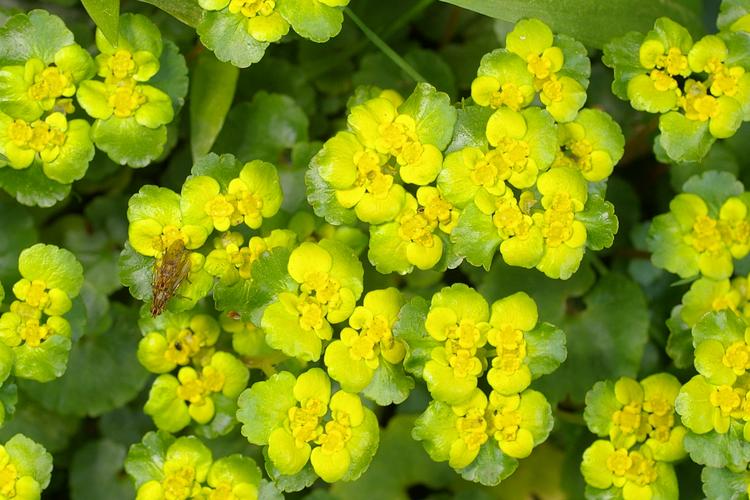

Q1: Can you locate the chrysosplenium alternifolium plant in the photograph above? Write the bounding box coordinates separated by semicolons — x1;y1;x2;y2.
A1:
5;1;750;498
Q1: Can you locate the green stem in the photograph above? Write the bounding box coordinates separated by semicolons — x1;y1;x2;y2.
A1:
344;8;427;84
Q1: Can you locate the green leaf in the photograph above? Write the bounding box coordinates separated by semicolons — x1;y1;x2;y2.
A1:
194;393;239;439
682;170;744;214
190;50;239;159
19;243;84;297
149;39;189;114
305;155;358;226
214;92;309;163
602;31;646;100
70;439;134;500
237;372;296;445
197;11;268;68
118;242;154;302
214;247;297;324
534;273;649;404
263;447;318;492
392;296;434;378
0;10;74;64
0;163;71;207
0;381;16;426
665;307;694;369
277;0;345;42
526;323;567;378
91;117;168;168
399;82;457;149
0;399;79;453
701;466;748;500
477;259;595;325
451;203;500;270
331;414;456;499
440;0;703;49
81;0;119;45
4;433;53;489
13;335;72;382
578;195;619;251
582;379;619;436
445;106;494;154
19;304;149;417
657;115;715;163
457;441;519;486
0;199;36;284
137;0;203;27
683;422;750;470
362;359;415;406
190;152;243;188
124;430;175;488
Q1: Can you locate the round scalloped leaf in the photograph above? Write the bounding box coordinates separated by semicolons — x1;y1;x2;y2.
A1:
683;422;750;470
216;246;297;324
0;199;36;284
392;296;434;378
399;82;457;149
91;117;168;168
276;0;345;43
457;441;519;486
701;466;748;499
451;202;501;271
525;322;567;378
665;307;694;369
556;33;591;88
657;114;715;163
190;152;243;189
124;430;176;488
214;92;309;163
533;273;648;405
4;433;53;489
149;40;189;114
601;31;645;100
18;243;84;297
0;10;74;64
583;379;619;436
237;371;297;445
578;195;618;251
0;163;71;207
19;304;149;417
97;13;162;57
118;242;153;302
361;359;415;406
13;335;71;382
197;11;268;68
445;105;492;154
305;152;358;226
263;446;318;492
682;170;744;214
70;439;134;500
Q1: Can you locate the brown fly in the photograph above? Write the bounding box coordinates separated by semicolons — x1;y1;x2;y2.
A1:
150;239;191;317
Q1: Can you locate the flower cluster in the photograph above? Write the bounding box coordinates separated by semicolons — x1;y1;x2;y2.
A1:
236;368;379;484
0;10;95;206
77;14;186;167
581;374;685;499
648;171;750;280
0;244;83;383
449;19;621;279
676;310;750;471
396;284;566;485
126;432;263;499
604;16;750;162
308;19;622;280
198;0;351;67
0;434;52;500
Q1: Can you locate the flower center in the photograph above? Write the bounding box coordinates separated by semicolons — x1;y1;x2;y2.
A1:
686;214;724;252
527;53;554;80
489;81;526;110
613;402;643;436
107;49;138;81
288;399;325;445
492;196;531;239
7;118;66;155
398;211;436;246
456;407;489;450
541;75;564;102
627;451;658;486
19;317;53;347
723;341;750;375
495;137;531;172
354;150;393;196
606;448;632;477
316;418;352;454
162;463;197;500
0;461;18;497
489;405;522;442
710;384;743;415
165;327;204;366
489;324;527;373
28;64;72;102
680;80;719;122
228;0;276;18
656;47;689;76
176;367;225;405
108;83;146;117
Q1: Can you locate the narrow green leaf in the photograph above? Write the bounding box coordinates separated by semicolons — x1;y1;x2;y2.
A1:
138;0;203;28
190;50;239;159
81;0;120;45
439;0;703;49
